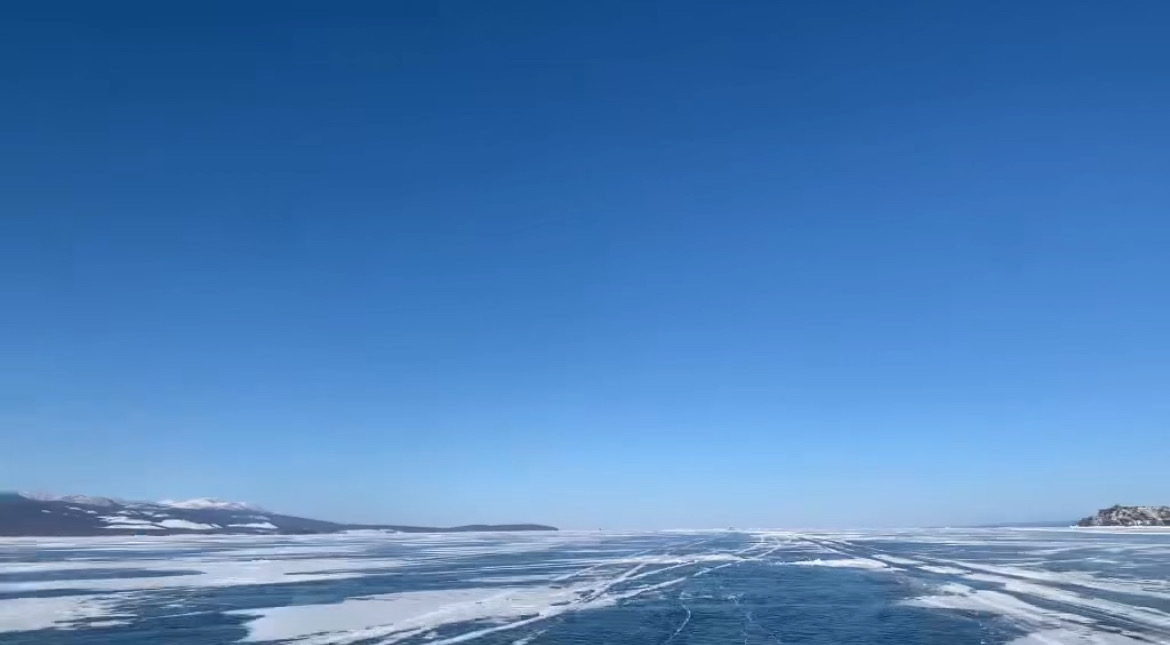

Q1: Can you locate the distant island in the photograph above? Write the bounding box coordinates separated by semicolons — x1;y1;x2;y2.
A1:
1077;505;1170;527
0;492;556;536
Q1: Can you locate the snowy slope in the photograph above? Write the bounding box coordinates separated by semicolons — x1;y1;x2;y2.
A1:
158;498;267;512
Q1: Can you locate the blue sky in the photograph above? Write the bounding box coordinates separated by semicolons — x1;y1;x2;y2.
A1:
2;1;1169;529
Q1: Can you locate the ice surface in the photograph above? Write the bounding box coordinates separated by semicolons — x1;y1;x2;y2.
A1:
903;581;1096;626
0;595;129;632
2;528;1169;644
918;565;969;574
1009;628;1151;644
872;554;922;565
790;557;890;570
229;547;725;644
232;587;574;643
0;556;410;594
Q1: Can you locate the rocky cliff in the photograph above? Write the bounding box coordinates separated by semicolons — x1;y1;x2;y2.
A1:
1077;505;1170;527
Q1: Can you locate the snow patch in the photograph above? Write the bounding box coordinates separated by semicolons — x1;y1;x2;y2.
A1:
231;587;541;643
790;558;890;570
60;495;121;507
918;565;969;575
0;556;409;594
1009;629;1151;644
231;573;692;645
157;519;218;531
903;582;1094;626
99;517;164;530
0;595;129;633
160;498;265;512
467;575;557;584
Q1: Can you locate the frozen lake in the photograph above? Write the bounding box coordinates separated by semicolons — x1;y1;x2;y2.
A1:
3;528;1170;644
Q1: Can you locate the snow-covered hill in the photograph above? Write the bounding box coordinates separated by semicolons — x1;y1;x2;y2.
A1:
158;498;267;512
0;492;556;536
0;492;334;536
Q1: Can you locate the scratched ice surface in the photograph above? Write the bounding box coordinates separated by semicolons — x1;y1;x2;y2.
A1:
3;528;1170;644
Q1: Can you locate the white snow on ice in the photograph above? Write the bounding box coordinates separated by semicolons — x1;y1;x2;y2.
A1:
0;596;130;632
789;557;890;570
918;565;970;575
2;528;1169;644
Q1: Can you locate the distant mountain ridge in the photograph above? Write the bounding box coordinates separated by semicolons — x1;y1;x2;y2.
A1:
1077;505;1170;527
0;492;556;536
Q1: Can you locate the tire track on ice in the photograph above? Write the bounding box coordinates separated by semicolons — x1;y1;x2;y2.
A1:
787;535;1170;642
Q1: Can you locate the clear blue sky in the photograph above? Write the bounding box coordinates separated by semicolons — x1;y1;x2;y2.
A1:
3;1;1168;529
